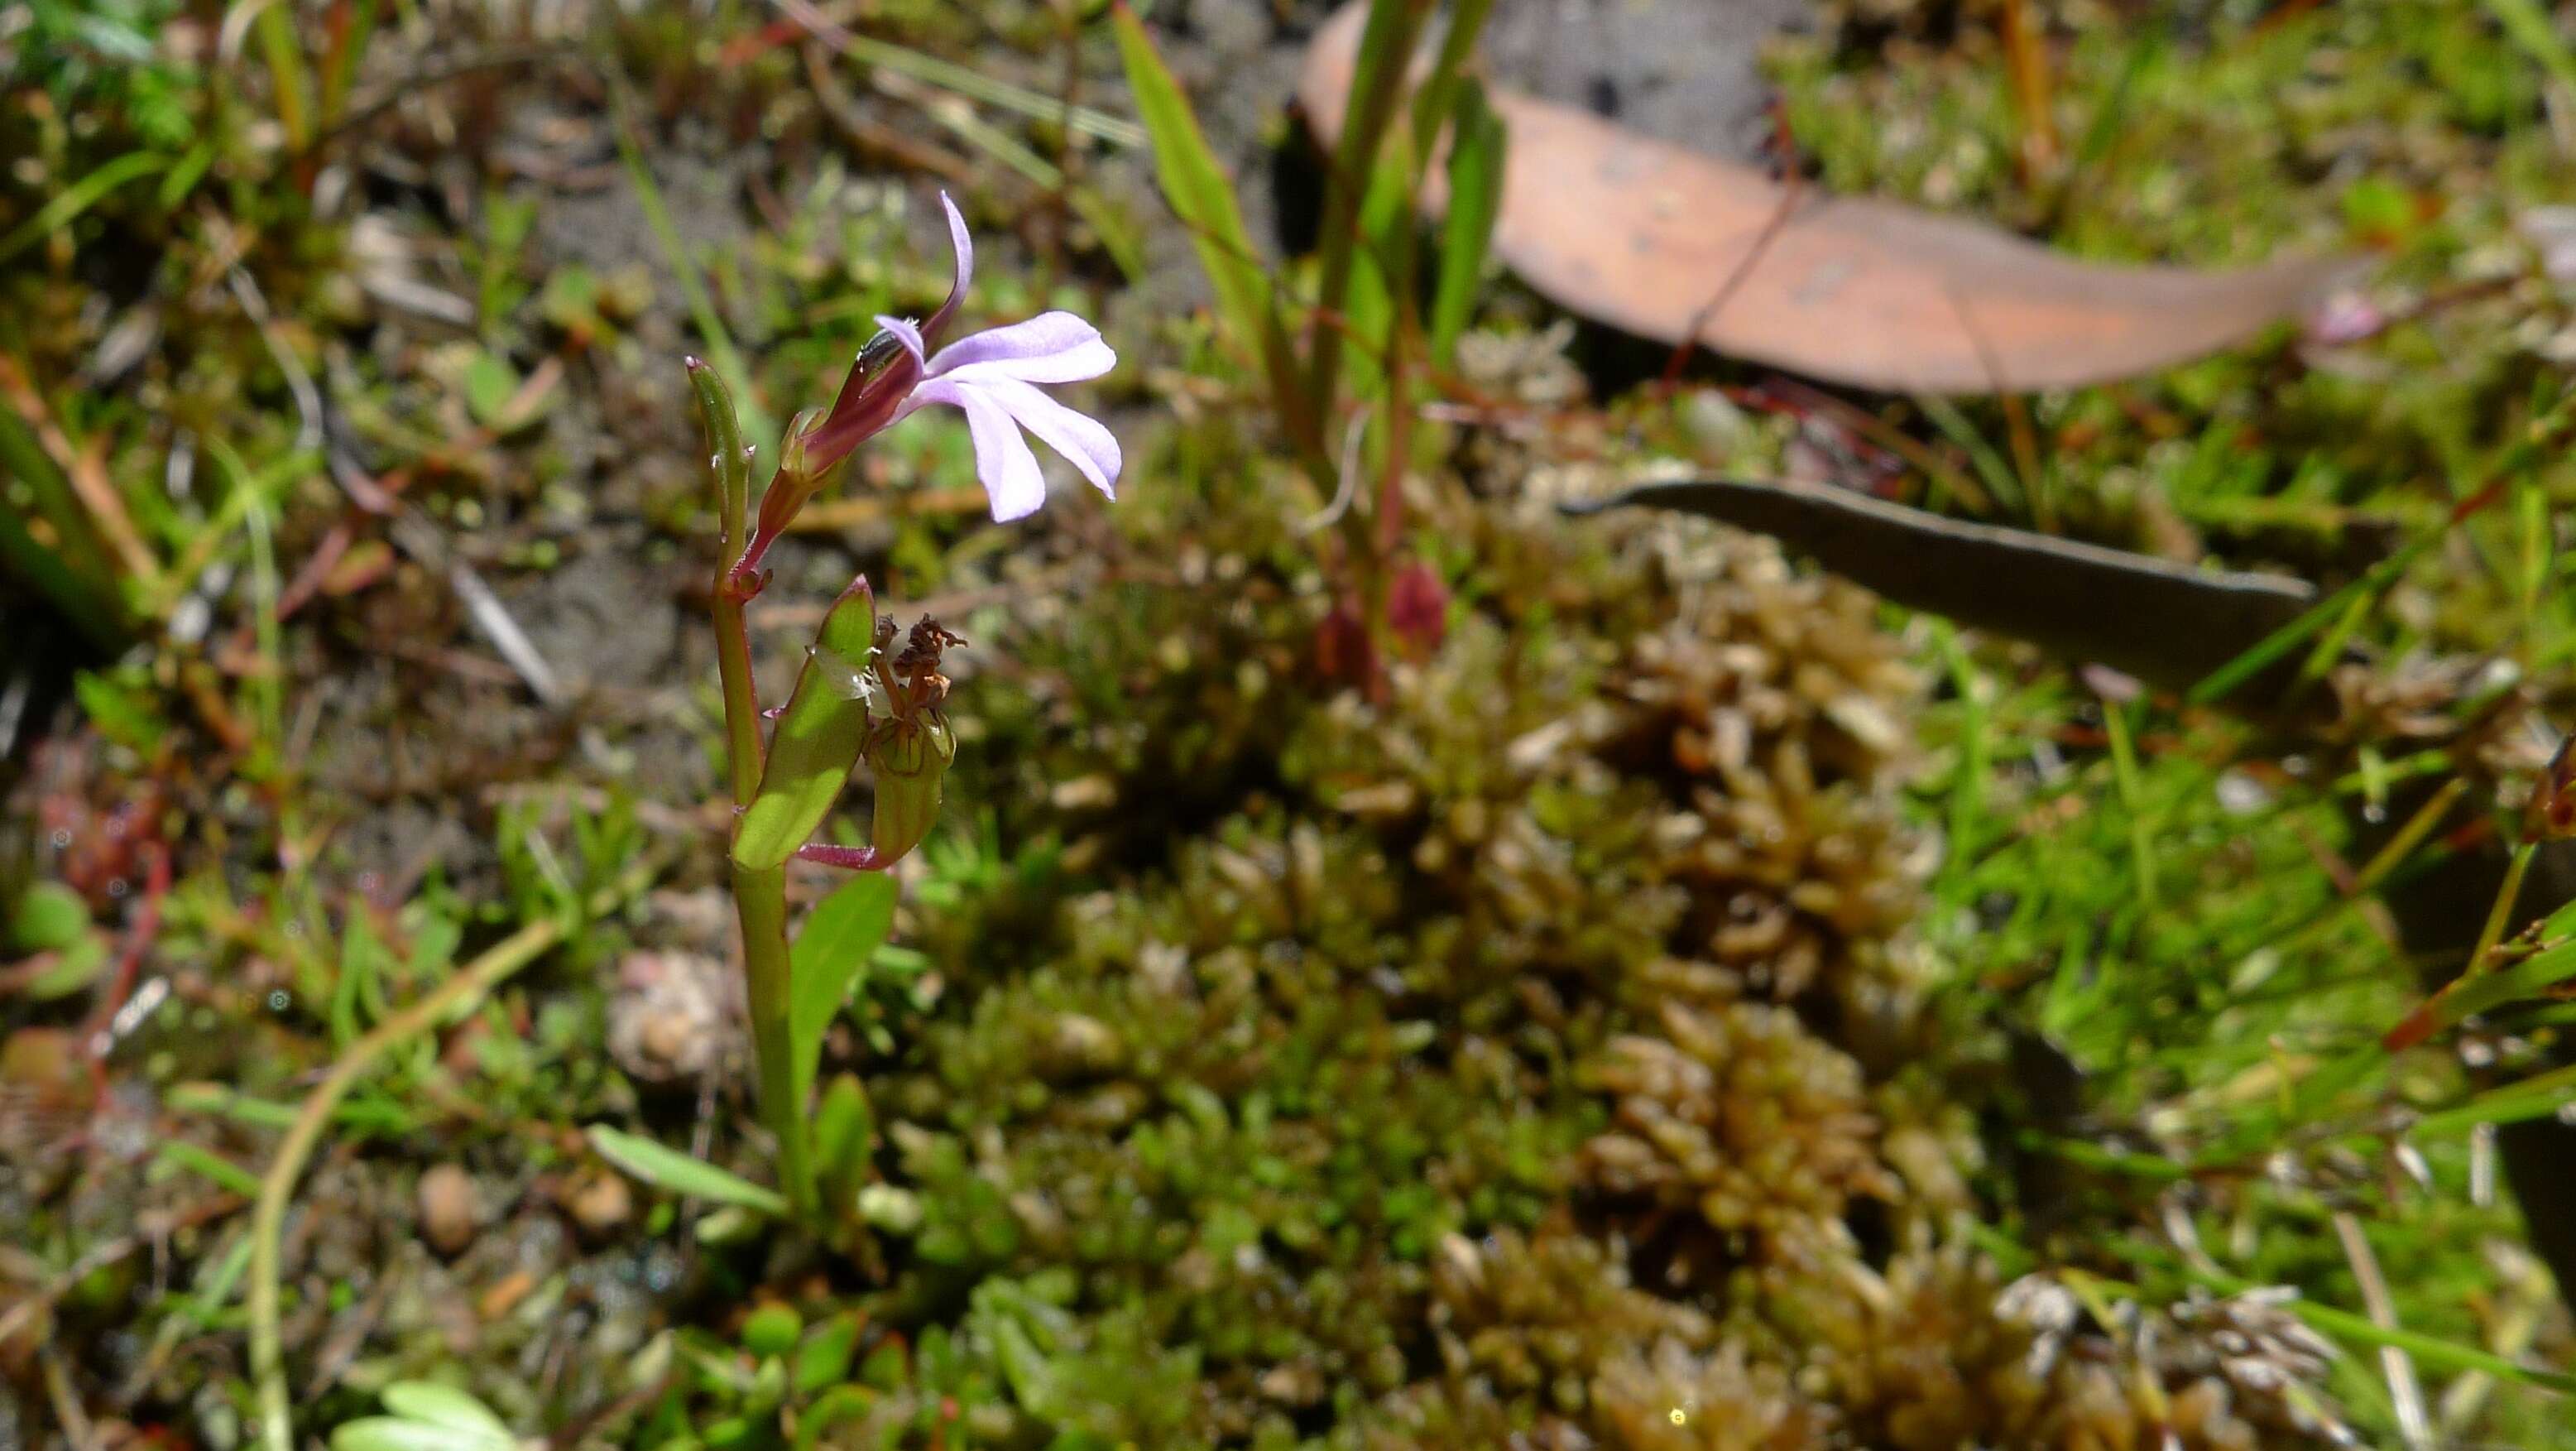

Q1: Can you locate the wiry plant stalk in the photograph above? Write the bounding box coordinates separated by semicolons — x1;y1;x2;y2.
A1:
691;361;822;1219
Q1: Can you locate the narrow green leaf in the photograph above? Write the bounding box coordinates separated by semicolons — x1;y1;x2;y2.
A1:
1303;0;1434;423
2412;1061;2576;1139
156;1140;264;1199
1110;2;1310;450
789;876;899;1106
686;359;751;548
1111;2;1267;350
0;402;128;647
0;151;165;266
2484;0;2576;92
1405;0;1499;158
1430;79;1504;368
1339;142;1413;405
732;584;879;872
586;1126;788;1215
812;1072;876;1205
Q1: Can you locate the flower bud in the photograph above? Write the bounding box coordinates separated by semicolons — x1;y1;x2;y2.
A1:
866;715;957;867
2523;732;2576;843
754;405;846;550
794;325;925;480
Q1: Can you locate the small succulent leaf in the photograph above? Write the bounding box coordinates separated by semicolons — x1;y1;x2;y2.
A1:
377;1384;511;1439
327;1418;510;1451
8;880;89;954
811;1072;878;1202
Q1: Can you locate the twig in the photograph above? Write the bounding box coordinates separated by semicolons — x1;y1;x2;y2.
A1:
41;1346;100;1451
2333;1209;2432;1451
227;270;324;454
1658;102;1806;389
1298;414;1371;536
247;859;662;1451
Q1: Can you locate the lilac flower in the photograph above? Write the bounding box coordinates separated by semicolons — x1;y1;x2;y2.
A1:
794;194;1120;525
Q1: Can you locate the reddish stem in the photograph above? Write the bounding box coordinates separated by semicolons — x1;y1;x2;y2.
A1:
794;843;894;872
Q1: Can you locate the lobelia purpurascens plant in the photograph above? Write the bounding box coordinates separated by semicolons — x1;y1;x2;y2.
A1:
688;193;1119;1218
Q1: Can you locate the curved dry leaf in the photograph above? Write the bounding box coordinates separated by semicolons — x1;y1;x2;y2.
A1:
1566;478;2315;694
1298;1;2358;394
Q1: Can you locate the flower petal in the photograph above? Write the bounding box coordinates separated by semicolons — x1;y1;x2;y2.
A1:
975;377;1121;499
926;312;1115;383
913;378;1048;521
923;191;974;341
873;315;926;364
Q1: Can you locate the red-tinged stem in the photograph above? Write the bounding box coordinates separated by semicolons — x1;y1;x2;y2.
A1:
690;357;818;1218
714;583;763;810
795;842;894;872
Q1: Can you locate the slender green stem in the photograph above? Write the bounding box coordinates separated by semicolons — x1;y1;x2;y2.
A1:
714;589;764;807
2467;840;2537;976
689;362;813;1215
733;860;818;1218
691;360;765;810
1304;0;1432;427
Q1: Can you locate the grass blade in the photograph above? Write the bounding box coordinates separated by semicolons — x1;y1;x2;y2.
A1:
1109;2;1312;453
586;1126;789;1215
1303;0;1433;422
1429;78;1504;368
0;406;127;648
0;151;165;267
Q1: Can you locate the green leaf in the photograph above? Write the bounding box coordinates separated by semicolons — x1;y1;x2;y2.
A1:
9;881;90;954
378;1384;511;1439
741;1303;803;1358
1301;0;1435;425
732;584;879;872
1430;79;1504;368
463;353;517;427
790;877;898;1107
329;1418;510;1451
2484;0;2576;92
794;1313;865;1396
585;1126;787;1216
1110;3;1309;445
23;933;107;1000
0;150;165;267
0;406;127;650
812;1072;877;1203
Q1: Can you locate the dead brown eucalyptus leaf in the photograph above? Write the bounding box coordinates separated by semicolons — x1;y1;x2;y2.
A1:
1296;1;2359;394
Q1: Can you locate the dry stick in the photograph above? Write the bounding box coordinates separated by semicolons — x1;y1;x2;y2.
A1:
247;860;660;1451
2333;1209;2433;1451
1657;104;1806;390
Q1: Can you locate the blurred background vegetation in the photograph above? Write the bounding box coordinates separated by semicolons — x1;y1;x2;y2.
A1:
5;0;2576;1446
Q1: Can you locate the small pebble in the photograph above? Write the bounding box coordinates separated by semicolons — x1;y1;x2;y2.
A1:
564;1166;634;1237
417;1164;479;1256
